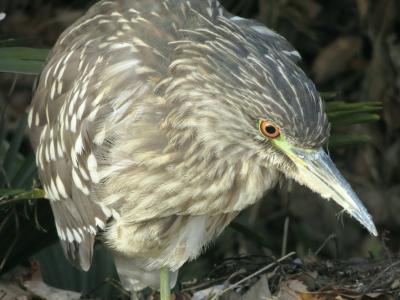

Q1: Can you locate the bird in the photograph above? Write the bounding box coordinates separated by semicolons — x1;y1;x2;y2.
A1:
27;0;377;298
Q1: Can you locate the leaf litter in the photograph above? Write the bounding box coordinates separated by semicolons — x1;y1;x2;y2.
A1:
178;253;400;299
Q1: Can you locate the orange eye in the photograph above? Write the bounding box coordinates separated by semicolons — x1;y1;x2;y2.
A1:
259;120;280;139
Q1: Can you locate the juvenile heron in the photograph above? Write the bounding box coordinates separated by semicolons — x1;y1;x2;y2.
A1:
28;0;377;298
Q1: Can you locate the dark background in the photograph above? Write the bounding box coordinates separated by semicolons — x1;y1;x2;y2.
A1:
0;0;399;298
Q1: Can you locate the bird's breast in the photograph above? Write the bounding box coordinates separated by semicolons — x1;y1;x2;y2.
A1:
99;137;279;221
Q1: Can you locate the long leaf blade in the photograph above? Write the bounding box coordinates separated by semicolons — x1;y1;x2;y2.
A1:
0;47;49;74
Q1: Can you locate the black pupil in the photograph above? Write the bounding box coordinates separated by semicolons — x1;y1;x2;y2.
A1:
265;125;276;135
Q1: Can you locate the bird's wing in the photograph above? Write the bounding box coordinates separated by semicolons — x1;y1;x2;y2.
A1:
28;55;107;270
27;0;172;270
28;40;116;270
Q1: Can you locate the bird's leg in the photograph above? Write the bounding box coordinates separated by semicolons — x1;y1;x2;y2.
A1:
159;267;171;300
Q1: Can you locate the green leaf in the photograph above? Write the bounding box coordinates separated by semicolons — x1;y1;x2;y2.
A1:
320;91;339;101
330;113;380;126
0;47;49;74
326;101;382;113
0;38;39;47
329;134;371;148
0;188;44;206
0;188;26;197
328;108;382;120
324;99;382;147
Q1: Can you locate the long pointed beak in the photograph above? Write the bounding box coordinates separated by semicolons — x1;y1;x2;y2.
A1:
275;141;377;236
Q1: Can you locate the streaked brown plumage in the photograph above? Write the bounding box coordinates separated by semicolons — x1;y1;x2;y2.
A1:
28;0;376;291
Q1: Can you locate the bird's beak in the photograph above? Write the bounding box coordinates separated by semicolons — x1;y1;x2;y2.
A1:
273;139;377;236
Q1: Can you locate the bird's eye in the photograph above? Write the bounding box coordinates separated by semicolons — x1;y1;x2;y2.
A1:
259;120;280;139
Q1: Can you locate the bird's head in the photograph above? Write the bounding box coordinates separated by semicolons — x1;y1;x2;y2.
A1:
228;53;378;236
241;54;378;236
239;57;376;236
165;20;377;235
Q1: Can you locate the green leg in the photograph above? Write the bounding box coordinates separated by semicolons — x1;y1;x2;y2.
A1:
160;267;171;300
